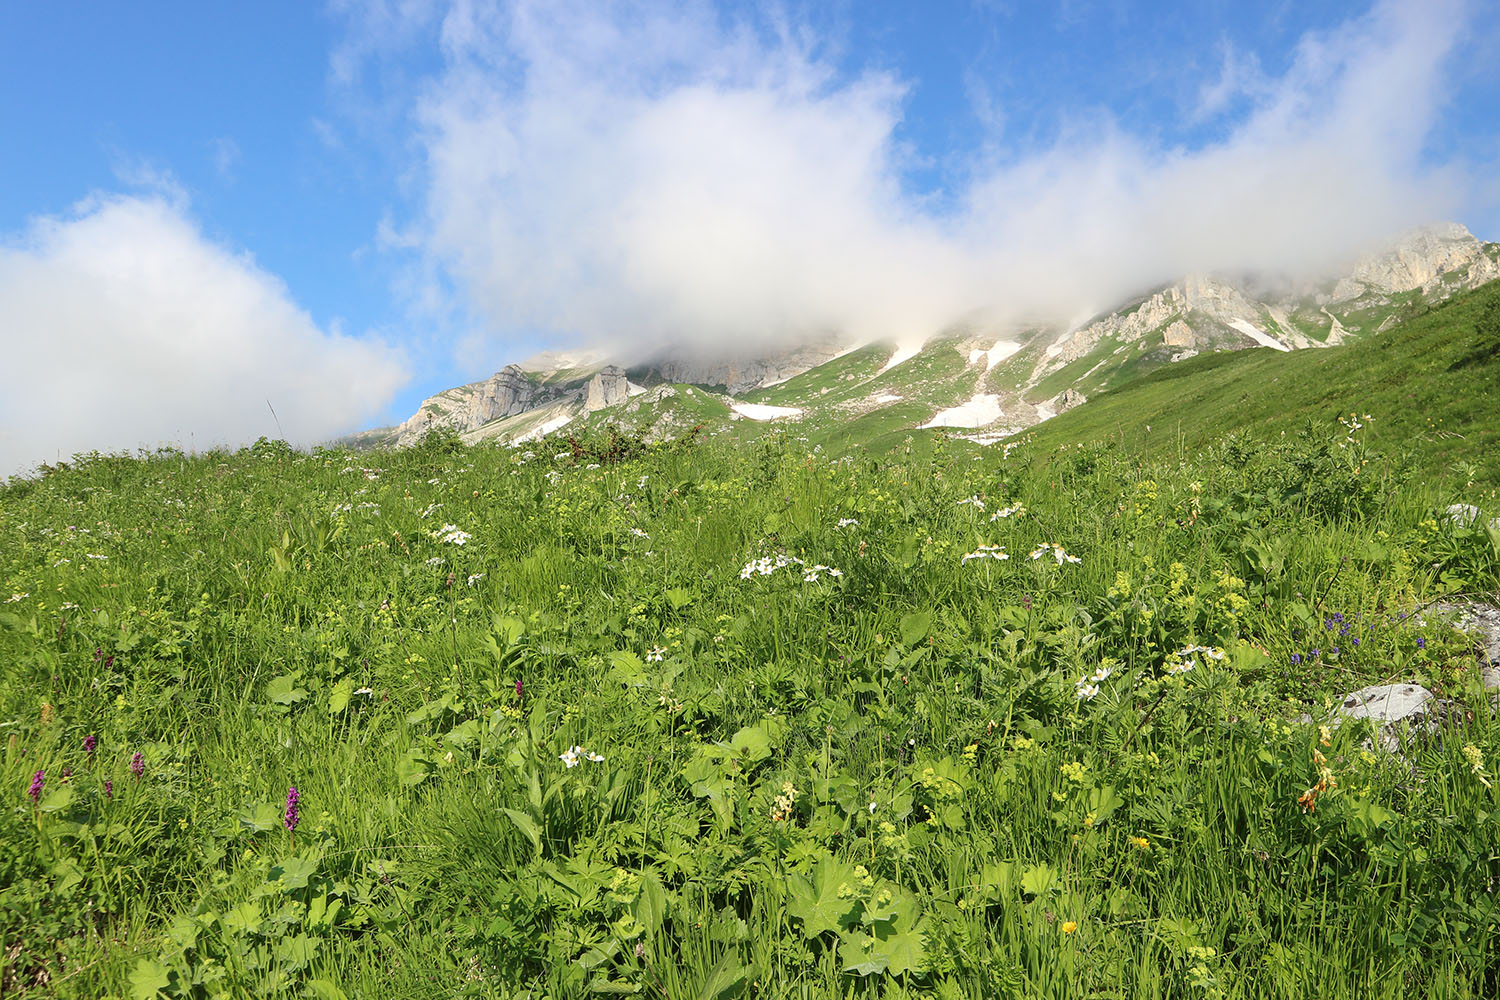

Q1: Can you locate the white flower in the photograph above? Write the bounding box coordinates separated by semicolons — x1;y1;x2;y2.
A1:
647;646;666;662
585;750;605;763
560;746;582;768
4;593;27;603
437;524;472;545
85;553;108;560
957;495;986;511
1165;659;1194;676
630;527;651;539
427;477;442;485
466;573;486;587
1028;543;1080;565
835;518;859;529
961;545;1009;564
1075;683;1100;701
989;504;1027;521
585;463;601;470
425;557;446;566
1090;665;1113;683
354;687;374;696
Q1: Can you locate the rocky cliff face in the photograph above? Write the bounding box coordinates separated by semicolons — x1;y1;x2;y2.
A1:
585;366;630;412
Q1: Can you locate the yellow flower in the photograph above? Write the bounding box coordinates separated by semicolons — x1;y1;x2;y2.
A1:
1061;921;1078;935
1129;836;1150;849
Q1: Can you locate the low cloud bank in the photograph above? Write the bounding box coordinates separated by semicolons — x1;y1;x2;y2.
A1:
0;194;406;477
398;0;1472;357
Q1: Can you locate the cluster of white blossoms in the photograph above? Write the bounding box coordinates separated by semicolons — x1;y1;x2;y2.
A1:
436;524;472;546
740;554;844;582
957;496;986;511
629;527;651;539
559;745;605;768
1075;664;1113;701
835;518;860;529
961;544;1010;564
646;646;666;662
1165;644;1225;676
1029;543;1081;565
989;504;1027;521
419;501;443;519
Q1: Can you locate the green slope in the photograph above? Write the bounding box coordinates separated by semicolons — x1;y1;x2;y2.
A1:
1019;280;1500;485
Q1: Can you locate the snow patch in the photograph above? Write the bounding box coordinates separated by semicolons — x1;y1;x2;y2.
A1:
1033;403;1056;421
879;343;922;374
921;394;1004;429
731;402;802;421
987;340;1022;368
515;413;574;442
1228;319;1290;352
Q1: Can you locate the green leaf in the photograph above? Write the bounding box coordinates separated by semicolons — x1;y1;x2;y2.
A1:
222;900;263;935
238;802;281;832
307;980;350;1000
501;807;542;855
839;915;927;978
129;958;172;999
39;784;76;813
1020;864;1059;899
265;674;307;706
693;953;749;1000
786;853;860;938
396;751;431;787
328;677;352;713
608;650;648;687
273;855;319;890
900;611;932;648
665;587;695;611
632;869;669;935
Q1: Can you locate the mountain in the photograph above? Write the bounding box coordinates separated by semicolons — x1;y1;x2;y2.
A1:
367;223;1498;450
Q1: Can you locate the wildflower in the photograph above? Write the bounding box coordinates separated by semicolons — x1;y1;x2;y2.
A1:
957;495;986;511
1416;637;1427;649
1462;745;1493;788
130;752;144;779
425;556;446;566
629;527;651;539
515;678;523;698
770;781;800;822
1319;725;1332;748
1061;921;1078;935
1129;836;1150;850
84;735;96;755
1029;542;1081;565
1075;682;1100;701
961;544;1009;564
436;524;472;546
560;746;582;768
835;518;859;529
284;787;301;831
28;771;44;802
989;504;1027;520
585;749;604;763
466;573;485;586
104;779;113;799
647;646;666;662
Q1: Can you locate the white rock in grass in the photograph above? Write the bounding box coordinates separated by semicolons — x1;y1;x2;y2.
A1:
1334;683;1436;752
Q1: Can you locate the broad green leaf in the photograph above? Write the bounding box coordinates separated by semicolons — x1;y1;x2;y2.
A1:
222;900;263;935
265;674;307;706
665;587;694;611
608;650;648;686
501;807;542;855
129;958;172;999
238;802;281;832
632;869;669;935
39;784;75;813
1020;864;1059;899
396;751;431;787
328;677;352;713
307;980;350;1000
786;854;860;938
273;855;319;890
693;953;749;1000
900;611;932;648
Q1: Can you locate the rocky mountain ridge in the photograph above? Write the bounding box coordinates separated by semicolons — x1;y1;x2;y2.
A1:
376;223;1498;449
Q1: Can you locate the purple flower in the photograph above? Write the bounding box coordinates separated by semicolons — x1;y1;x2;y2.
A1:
284;786;301;831
1311;649;1321;659
104;779;113;799
130;752;144;779
93;647;102;662
515;678;523;698
1330;647;1340;657
1352;638;1360;647
28;771;44;802
1416;637;1427;649
83;735;97;755
1291;653;1302;665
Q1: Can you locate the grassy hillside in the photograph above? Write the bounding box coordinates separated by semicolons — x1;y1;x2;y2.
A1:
1021;280;1500;486
2;407;1498;996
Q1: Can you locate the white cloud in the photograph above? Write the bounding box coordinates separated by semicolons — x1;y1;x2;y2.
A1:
0;194;407;476
371;0;1476;360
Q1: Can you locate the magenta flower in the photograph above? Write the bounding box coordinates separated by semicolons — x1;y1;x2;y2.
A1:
515;678;523;698
104;779;113;799
130;752;144;779
28;771;44;802
83;735;97;755
284;786;301;831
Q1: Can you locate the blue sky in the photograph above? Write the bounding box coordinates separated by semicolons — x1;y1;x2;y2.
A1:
2;0;1497;472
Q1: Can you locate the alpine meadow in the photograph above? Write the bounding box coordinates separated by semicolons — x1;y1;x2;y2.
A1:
5;1;1500;998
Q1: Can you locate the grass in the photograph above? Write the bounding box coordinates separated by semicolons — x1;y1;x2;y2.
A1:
2;394;1499;997
1020;280;1500;487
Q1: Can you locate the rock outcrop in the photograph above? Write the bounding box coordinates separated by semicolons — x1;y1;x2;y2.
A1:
585;366;630;412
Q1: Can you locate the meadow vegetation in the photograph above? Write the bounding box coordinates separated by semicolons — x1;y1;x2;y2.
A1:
3;342;1500;997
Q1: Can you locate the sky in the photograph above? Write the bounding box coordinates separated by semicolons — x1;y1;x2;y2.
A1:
2;0;1498;474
